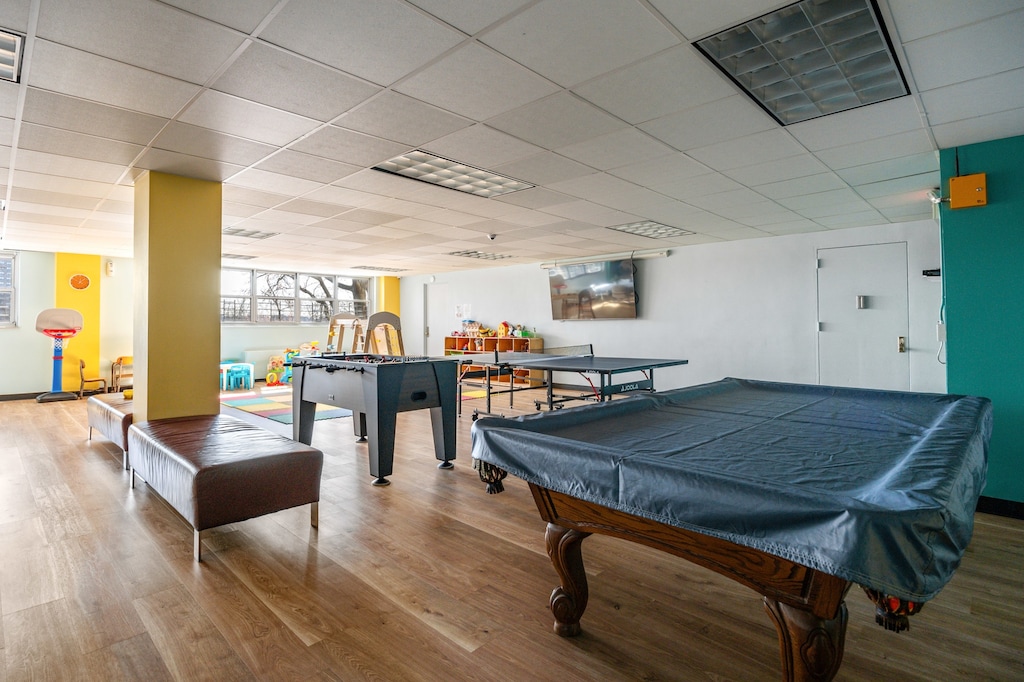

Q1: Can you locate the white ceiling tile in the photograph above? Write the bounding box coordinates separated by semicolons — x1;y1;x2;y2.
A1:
722;154;829;186
481;0;680;88
754;172;848;200
18;123;143;166
160;0;282;33
227;168;324;195
646;0;783;41
491;152;597;185
777;188;865;212
921;68;1024;126
887;1;1024;42
178;90;320;146
854;171;941;198
28;41;201;118
902;10;1024;90
22;89;167;146
0;0;32;33
153;121;276;166
406;0;534;35
290;126;410;167
834;152;938;186
640;95;775;151
0;81;19;119
136;148;246;182
814;129;935;170
338;91;472;146
395;43;560;121
930;107;1024;149
14;149;126;183
254;150;361;184
424;123;545;169
687;129;809;171
213;41;381;122
556;128;675;171
607;152;710;186
260;0;463;86
491;188;574;210
38;0;245;83
787;97;924;151
487;92;628;149
573;45;736;125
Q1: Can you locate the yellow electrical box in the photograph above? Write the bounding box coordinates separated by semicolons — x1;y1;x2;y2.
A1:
949;173;987;209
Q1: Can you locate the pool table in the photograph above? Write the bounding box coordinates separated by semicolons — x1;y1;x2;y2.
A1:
470;378;992;682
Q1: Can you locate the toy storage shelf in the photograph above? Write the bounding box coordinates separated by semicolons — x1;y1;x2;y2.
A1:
444;335;543;386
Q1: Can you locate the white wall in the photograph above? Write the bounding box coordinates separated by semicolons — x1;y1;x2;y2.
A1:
400;220;946;394
3;251;57;395
99;255;134;371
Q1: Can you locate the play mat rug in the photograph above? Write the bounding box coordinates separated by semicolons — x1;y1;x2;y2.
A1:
220;388;350;424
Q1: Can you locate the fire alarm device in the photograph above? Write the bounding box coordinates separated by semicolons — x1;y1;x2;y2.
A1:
949;173;987;209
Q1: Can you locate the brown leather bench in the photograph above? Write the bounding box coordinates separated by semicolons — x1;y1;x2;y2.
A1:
87;393;134;469
127;414;323;562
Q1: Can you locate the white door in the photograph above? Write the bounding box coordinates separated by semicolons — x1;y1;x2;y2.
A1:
424;282;450;357
817;243;910;390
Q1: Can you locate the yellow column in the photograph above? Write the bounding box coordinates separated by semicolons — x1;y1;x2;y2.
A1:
133;171;222;421
54;253;101;391
376;276;401;316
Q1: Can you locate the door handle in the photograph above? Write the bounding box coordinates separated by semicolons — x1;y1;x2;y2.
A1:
898;336;906;353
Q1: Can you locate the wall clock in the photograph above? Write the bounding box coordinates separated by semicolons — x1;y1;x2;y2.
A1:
69;273;91;290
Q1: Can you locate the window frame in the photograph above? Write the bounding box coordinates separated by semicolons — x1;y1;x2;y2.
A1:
221;267;372;325
0;251;16;328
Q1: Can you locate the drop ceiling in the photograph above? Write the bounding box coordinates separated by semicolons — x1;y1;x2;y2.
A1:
0;0;1022;276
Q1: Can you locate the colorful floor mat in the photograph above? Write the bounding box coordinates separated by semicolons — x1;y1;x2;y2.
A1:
220;391;351;424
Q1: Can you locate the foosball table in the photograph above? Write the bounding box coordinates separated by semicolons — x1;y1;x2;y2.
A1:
290;353;459;485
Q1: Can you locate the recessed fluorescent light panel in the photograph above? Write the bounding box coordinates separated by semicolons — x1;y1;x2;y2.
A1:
373;150;534;198
448;250;514;261
221;253;256;260
0;30;23;83
609;221;693;239
222;227;279;240
695;0;908;125
351;265;409;272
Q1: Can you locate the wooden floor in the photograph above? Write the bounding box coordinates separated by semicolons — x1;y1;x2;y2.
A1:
1;390;1021;681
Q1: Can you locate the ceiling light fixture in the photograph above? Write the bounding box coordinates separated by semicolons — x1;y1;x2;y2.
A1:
695;0;908;125
608;220;693;239
0;29;23;83
351;265;409;272
373;150;534;198
448;249;514;261
222;227;279;240
221;253;257;260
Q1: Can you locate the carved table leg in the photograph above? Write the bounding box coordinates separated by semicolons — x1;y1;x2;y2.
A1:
545;522;592;637
764;597;848;682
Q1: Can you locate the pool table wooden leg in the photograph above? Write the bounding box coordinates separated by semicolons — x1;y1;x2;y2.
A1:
764;597;848;682
545;522;591;637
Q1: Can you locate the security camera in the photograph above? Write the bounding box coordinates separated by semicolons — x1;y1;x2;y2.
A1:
487;233;496;241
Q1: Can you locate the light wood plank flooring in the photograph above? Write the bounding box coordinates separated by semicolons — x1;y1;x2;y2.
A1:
0;392;1021;681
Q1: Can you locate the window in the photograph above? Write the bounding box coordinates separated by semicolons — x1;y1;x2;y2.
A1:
221;267;371;324
256;271;296;322
220;269;252;322
0;252;15;327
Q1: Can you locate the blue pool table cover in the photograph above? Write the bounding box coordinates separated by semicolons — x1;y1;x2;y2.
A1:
470;378;992;602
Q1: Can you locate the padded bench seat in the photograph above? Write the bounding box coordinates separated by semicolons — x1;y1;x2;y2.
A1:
127;414;323;562
87;393;134;469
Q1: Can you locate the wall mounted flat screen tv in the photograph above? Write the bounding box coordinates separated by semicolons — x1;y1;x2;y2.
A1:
548;258;636;320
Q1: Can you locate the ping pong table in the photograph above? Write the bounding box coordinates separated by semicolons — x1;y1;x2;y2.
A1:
458;347;688;419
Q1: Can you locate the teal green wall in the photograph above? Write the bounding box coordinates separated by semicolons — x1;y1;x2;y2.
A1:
940;135;1024;503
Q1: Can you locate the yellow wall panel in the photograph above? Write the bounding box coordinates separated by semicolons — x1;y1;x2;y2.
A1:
54;253;101;391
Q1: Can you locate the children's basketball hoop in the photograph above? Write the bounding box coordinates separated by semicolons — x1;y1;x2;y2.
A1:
36;308;84;403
